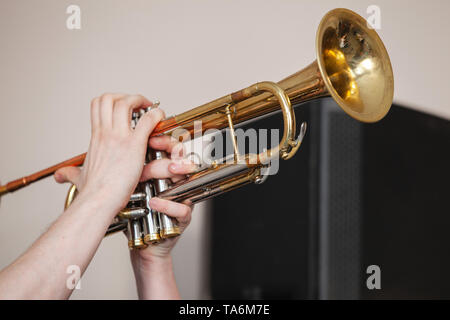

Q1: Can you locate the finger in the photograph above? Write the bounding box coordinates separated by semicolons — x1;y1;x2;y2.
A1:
140;158;176;181
113;94;153;133
149;135;183;155
169;161;198;175
54;166;82;188
134;108;165;144
178;200;194;231
149;197;192;225
90;97;100;134
184;199;194;213
141;158;197;181
99;93;126;129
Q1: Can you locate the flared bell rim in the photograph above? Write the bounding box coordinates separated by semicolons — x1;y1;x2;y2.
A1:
316;8;394;123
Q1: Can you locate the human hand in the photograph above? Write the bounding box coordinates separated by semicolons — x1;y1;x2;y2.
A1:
54;93;164;217
130;135;197;268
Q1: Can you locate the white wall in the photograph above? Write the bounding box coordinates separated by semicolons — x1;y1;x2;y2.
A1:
0;0;448;299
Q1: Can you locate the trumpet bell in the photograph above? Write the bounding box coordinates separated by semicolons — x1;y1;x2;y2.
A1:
316;8;394;123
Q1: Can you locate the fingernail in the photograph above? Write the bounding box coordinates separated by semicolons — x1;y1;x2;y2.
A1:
170;162;197;172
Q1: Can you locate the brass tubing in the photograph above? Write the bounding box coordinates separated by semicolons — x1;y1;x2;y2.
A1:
165;168;261;204
0;62;328;197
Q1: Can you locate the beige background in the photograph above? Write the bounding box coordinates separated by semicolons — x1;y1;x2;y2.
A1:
0;0;448;299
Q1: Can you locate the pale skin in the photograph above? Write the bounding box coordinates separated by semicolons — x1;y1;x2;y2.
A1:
0;93;196;299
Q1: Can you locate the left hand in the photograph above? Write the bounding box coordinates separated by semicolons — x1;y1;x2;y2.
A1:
54;93;165;216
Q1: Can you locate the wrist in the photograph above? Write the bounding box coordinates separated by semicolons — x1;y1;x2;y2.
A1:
133;252;173;275
132;251;180;300
74;186;124;219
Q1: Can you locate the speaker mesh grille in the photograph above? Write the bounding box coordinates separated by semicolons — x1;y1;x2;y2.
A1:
319;103;362;299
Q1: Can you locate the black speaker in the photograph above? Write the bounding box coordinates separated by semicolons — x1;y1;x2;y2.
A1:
361;105;450;299
209;100;450;299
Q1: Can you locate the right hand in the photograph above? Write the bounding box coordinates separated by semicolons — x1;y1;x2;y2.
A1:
131;135;197;266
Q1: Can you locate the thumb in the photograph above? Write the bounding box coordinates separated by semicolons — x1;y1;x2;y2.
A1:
54;166;82;188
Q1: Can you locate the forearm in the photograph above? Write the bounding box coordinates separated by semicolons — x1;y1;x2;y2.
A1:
129;196;194;300
0;190;117;299
132;255;180;300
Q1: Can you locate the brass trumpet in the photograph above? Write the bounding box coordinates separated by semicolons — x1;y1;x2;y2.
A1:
0;9;394;249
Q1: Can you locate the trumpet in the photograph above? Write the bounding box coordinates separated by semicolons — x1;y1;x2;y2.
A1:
0;8;394;249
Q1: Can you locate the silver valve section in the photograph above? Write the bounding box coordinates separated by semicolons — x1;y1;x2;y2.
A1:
140;149;160;245
124;101;181;249
151;150;181;239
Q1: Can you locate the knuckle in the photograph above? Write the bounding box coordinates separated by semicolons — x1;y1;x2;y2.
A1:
135;94;149;105
90;97;100;109
114;102;130;115
90;99;100;117
180;204;191;218
115;99;128;109
100;93;114;105
101;92;113;98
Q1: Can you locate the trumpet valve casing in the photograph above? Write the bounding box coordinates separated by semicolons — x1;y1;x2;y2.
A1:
152;150;181;239
127;219;147;250
141;182;161;244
